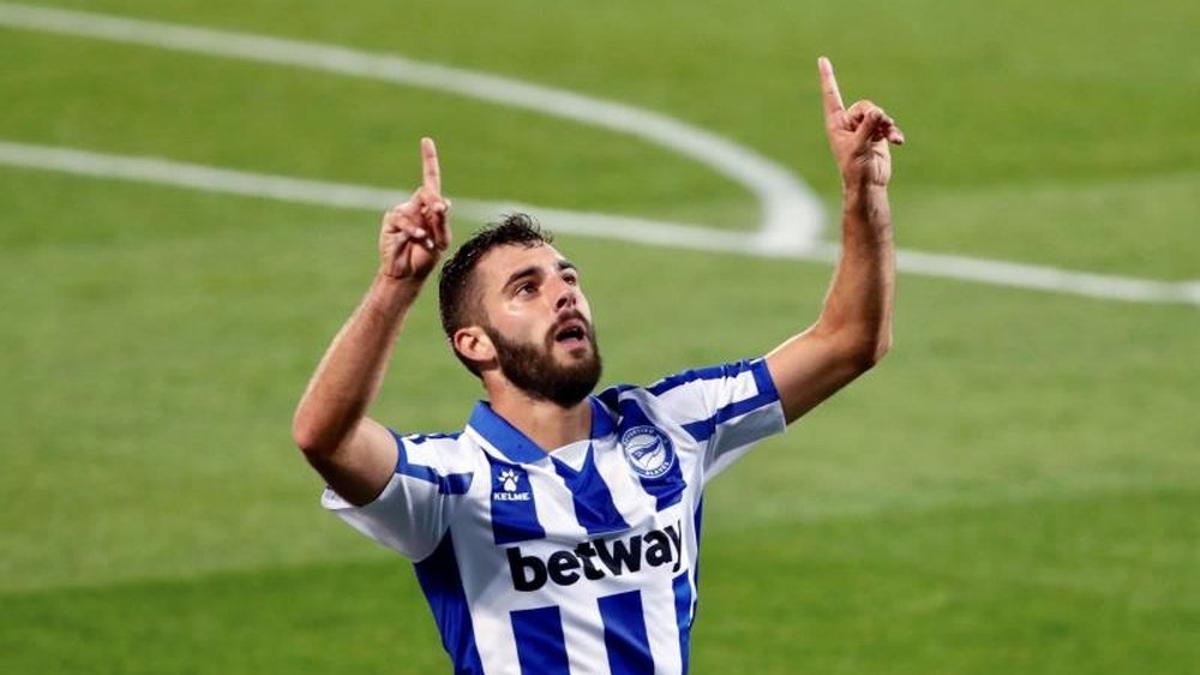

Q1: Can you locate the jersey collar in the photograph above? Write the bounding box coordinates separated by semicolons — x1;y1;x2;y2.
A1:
467;395;617;464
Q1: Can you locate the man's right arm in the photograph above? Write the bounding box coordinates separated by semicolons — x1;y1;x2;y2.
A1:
292;277;422;506
292;138;450;506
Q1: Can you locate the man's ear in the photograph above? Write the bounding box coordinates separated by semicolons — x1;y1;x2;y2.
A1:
453;326;495;367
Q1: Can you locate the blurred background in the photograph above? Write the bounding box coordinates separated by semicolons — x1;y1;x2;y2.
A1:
1;1;1197;672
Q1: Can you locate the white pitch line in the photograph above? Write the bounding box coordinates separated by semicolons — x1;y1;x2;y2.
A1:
0;1;823;253
3;140;1196;306
887;247;1200;305
0;139;751;250
0;4;1195;306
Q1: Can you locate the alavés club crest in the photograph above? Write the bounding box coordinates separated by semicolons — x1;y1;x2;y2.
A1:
620;425;676;478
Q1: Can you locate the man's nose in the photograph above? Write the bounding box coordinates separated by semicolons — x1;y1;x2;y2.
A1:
553;278;577;312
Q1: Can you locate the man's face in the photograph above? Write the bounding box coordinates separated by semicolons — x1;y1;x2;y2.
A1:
472;242;601;407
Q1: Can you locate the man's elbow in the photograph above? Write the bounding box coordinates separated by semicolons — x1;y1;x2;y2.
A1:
867;334;893;368
291;421;320;457
292;413;334;459
843;331;892;373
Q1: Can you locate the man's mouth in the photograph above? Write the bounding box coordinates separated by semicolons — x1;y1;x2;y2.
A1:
552;319;589;349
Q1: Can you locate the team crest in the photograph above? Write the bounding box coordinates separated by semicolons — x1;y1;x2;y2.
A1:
620;426;675;478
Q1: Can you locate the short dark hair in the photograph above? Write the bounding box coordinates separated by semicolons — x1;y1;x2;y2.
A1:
438;213;552;376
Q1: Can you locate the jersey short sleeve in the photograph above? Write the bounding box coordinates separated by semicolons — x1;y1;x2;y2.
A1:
644;357;786;482
320;430;475;561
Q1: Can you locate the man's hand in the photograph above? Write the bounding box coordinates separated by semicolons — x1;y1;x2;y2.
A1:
379;137;452;281
819;57;904;188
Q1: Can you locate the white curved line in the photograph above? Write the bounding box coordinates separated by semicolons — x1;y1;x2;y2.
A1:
0;1;823;251
0;4;1195;306
3;140;1196;306
0;140;744;248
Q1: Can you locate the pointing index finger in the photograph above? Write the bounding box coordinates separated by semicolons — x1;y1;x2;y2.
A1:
818;56;844;118
420;137;441;194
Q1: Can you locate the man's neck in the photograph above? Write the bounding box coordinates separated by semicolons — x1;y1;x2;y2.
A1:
489;389;592;453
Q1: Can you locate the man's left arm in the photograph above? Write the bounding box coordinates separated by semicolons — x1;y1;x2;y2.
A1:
766;57;905;424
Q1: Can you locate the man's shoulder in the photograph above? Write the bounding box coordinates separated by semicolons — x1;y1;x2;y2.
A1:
388;428;480;476
393;430;466;445
593;370;709;424
594;358;775;429
598;359;767;405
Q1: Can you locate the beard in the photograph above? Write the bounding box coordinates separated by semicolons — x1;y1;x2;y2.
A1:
483;314;602;408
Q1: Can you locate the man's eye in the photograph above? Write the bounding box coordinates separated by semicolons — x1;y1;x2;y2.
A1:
564;274;579;286
516;283;536;296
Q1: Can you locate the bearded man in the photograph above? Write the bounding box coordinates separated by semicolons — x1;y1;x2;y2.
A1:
292;57;902;674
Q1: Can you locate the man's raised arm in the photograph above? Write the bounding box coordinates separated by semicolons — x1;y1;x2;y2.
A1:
766;57;903;424
292;138;452;505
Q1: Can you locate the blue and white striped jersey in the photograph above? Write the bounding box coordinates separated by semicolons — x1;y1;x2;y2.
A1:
322;357;785;674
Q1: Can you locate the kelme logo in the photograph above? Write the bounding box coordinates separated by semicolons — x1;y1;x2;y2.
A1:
494;468;531;501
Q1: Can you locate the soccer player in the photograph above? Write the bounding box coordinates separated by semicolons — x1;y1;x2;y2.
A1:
293;57;901;674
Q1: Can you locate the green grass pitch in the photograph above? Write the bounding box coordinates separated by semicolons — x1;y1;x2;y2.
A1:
1;1;1197;672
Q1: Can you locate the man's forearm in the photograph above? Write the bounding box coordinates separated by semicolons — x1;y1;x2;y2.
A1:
292;274;422;454
817;184;895;366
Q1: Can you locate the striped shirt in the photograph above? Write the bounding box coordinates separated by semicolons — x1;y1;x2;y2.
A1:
322;357;785;674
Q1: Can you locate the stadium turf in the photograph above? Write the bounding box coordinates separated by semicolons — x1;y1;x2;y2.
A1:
2;1;1197;672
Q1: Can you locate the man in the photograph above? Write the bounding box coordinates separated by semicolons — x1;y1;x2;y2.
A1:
293;57;901;674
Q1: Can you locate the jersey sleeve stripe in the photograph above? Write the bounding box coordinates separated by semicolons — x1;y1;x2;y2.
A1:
598;590;656;675
750;356;780;401
678;359;779;443
389;429;474;495
645;360;756;398
511;605;572;675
